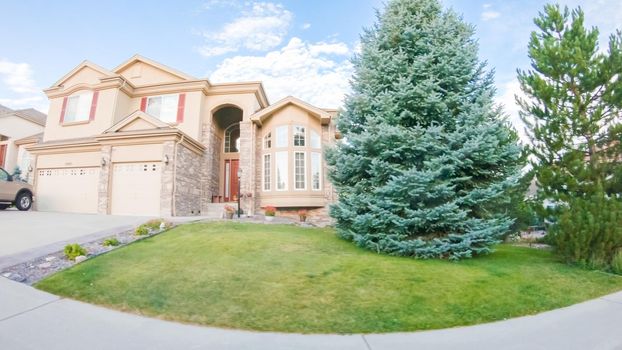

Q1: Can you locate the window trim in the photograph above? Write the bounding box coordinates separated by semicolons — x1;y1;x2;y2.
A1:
293;125;306;147
294;151;306;191
263;153;271;191
275;125;288;148
224;123;240;153
64;91;93;123
275;151;288;191
263;132;272;150
311;152;322;191
146;93;179;123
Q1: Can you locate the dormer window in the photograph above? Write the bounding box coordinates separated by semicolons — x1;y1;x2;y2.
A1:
64;91;93;122
146;94;179;123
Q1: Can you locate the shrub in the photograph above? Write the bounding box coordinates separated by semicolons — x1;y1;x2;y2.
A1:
612;250;622;275
64;244;87;261
102;238;120;247
135;225;149;236
143;219;172;231
553;193;622;271
264;206;276;216
224;205;236;213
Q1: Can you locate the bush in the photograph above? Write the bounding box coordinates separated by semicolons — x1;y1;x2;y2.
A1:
143;219;171;231
612;250;622;275
553;193;622;271
64;244;87;261
135;225;149;236
264;206;276;216
102;238;120;247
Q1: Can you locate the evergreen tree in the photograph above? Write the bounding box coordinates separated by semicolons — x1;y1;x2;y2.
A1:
326;0;523;260
517;5;622;202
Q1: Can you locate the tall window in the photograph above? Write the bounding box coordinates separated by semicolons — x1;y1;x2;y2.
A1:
311;130;321;149
295;152;306;190
65;91;93;122
224;124;240;153
294;126;305;146
275;125;288;147
311;152;321;190
263;132;272;149
263;154;271;191
146;94;179;123
275;151;288;190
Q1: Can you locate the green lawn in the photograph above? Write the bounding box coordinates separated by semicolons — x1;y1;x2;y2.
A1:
36;222;622;333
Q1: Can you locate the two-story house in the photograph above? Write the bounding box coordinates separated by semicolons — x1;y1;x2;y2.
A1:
27;55;338;220
0;105;46;182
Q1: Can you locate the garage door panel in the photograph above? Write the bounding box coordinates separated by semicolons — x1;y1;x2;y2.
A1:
111;162;161;216
37;167;99;214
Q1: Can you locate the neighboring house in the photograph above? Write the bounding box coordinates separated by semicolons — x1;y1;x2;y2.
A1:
27;55;338;219
0;106;47;183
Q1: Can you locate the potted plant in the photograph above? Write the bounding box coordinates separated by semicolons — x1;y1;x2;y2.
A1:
264;206;276;221
298;209;308;222
224;205;236;219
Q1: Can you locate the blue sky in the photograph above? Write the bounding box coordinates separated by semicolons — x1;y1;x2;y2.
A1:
1;0;620;136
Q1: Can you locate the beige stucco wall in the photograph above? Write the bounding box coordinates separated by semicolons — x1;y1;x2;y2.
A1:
37;151;101;168
43;88;118;142
110;144;163;163
117;62;185;86
62;66;106;87
0;116;44;171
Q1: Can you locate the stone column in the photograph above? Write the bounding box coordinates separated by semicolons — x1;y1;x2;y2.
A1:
97;145;112;214
239;120;254;215
160;141;175;217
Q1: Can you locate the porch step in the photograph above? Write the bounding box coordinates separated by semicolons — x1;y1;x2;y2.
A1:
203;203;234;219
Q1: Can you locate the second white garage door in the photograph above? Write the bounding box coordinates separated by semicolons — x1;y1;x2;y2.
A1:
110;162;162;216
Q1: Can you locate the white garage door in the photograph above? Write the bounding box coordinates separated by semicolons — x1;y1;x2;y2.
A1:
111;162;162;216
36;167;100;213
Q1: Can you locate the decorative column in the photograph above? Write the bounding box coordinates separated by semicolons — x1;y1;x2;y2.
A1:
97;145;112;214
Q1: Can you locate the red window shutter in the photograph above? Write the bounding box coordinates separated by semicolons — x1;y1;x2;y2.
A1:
89;91;99;121
140;97;147;112
176;93;186;123
59;96;68;124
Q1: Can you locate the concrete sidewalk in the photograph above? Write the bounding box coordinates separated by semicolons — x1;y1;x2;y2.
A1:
1;277;621;350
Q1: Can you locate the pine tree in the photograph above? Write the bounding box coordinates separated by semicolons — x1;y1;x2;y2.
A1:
326;0;523;260
517;5;622;202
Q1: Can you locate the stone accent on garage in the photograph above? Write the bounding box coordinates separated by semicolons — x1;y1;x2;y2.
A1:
97;145;111;214
160;141;174;217
173;143;202;216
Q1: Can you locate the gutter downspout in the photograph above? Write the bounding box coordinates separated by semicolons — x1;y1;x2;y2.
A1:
171;134;184;217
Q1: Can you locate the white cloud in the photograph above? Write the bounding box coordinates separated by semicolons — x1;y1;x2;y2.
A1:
210;37;353;107
0;59;38;94
302;23;311;30
199;2;293;57
0;58;46;112
202;0;240;10
495;78;528;142
481;10;500;21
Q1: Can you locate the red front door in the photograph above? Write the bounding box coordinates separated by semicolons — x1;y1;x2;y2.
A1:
224;159;239;202
0;145;6;168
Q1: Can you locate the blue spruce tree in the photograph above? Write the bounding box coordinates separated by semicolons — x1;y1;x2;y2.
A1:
327;0;523;260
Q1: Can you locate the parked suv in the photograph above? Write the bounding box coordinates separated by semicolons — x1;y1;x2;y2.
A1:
0;167;34;211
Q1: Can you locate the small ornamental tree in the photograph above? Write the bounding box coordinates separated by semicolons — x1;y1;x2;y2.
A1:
326;0;523;260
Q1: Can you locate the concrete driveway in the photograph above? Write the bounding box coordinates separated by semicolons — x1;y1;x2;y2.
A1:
0;210;149;269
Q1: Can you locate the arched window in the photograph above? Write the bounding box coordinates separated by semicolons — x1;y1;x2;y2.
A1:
224;123;240;153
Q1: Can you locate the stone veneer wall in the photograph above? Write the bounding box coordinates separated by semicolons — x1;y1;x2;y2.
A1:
200;120;221;212
160;141;175;217
173;143;202;216
97;145;111;214
266;207;334;227
253;123;263;213
239;120;254;215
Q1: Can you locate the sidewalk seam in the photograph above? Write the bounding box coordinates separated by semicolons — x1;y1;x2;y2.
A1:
361;335;372;350
0;298;61;323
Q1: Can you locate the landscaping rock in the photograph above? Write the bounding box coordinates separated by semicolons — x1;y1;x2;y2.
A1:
74;255;87;263
37;262;52;269
45;256;57;262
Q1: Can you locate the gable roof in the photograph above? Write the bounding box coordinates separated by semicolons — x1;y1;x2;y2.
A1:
0;108;47;126
51;60;117;87
113;54;196;81
104;110;172;134
0;104;13;114
250;96;332;126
